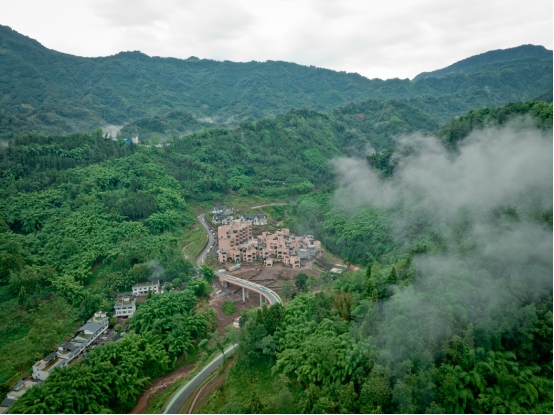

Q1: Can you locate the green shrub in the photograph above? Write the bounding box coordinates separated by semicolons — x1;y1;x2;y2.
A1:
221;300;238;315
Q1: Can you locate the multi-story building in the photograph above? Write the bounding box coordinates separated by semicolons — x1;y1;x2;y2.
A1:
32;311;109;381
114;295;136;317
132;280;163;296
217;218;321;268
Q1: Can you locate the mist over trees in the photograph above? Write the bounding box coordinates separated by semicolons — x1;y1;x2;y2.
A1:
0;29;551;412
208;115;552;413
0;24;552;139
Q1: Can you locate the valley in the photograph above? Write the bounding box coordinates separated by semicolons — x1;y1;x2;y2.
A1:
0;24;552;414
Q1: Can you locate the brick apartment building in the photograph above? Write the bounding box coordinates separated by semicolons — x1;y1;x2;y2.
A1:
217;218;321;268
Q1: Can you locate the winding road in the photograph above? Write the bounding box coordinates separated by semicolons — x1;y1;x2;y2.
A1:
195;213;216;268
163;344;239;414
163;212;282;414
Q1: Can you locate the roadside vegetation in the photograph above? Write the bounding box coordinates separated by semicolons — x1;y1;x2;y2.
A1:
0;95;551;413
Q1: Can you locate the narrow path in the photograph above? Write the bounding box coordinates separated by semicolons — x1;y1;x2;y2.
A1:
249;202;288;209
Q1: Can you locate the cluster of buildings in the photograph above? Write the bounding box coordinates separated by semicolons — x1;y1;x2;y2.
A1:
1;281;168;411
1;379;42;413
217;218;321;268
31;311;110;381
210;205;268;226
114;279;163;318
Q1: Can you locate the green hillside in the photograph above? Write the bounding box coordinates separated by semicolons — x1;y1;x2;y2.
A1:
413;44;552;80
0;98;551;413
1;25;552;140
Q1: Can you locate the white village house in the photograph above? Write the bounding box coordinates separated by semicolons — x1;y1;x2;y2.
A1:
210;206;232;215
132;280;163;296
114;295;136;317
239;214;267;226
32;312;109;381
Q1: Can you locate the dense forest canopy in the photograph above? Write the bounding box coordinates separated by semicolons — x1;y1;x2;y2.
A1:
0;24;552;140
0;25;552;412
200;104;553;414
413;44;552;80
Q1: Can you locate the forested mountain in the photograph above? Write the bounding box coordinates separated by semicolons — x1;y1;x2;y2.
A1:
0;96;551;412
199;101;553;414
413;44;552;80
1;24;552;140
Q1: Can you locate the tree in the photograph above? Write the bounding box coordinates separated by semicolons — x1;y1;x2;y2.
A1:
146;288;153;300
17;286;28;309
201;265;214;284
281;280;295;300
306;275;318;291
295;272;308;292
248;392;267;414
222;300;238;315
387;266;397;284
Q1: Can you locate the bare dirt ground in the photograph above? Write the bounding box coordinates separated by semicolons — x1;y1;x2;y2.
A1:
129;363;196;414
209;262;320;332
231;262;320;286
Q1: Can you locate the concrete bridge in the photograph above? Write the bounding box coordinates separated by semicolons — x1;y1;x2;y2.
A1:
217;271;282;306
164;266;282;414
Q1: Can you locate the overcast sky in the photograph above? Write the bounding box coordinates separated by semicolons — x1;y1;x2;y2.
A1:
2;0;552;80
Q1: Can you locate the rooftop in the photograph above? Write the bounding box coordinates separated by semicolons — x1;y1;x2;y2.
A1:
115;297;136;307
133;280;160;287
78;321;102;334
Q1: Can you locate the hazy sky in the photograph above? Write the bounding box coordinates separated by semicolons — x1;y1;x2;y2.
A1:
2;0;552;79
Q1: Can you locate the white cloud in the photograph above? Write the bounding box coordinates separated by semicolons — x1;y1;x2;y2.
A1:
1;0;552;79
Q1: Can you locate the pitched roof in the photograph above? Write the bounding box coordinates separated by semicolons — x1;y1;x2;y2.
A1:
12;381;25;391
44;352;58;362
78;322;102;334
0;398;15;408
241;214;266;220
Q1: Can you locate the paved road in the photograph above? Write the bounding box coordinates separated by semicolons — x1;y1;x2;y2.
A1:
195;213;216;268
219;273;282;305
164;212;282;414
163;344;239;414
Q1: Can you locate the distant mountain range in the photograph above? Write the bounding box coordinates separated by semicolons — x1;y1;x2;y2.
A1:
0;24;552;140
413;44;552;80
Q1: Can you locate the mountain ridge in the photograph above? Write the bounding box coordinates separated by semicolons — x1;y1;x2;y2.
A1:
0;24;552;140
413;44;552;81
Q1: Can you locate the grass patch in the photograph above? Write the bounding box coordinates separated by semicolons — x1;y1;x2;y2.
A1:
0;295;79;386
197;359;278;414
221;301;237;316
181;226;209;262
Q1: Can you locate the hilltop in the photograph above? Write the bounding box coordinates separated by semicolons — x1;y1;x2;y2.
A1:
0;25;552;140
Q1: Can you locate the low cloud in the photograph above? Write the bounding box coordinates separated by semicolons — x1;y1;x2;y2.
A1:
335;121;553;366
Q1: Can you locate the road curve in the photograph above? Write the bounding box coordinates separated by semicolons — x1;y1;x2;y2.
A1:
195;213;215;268
163;344;239;414
164;214;282;414
218;273;282;305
